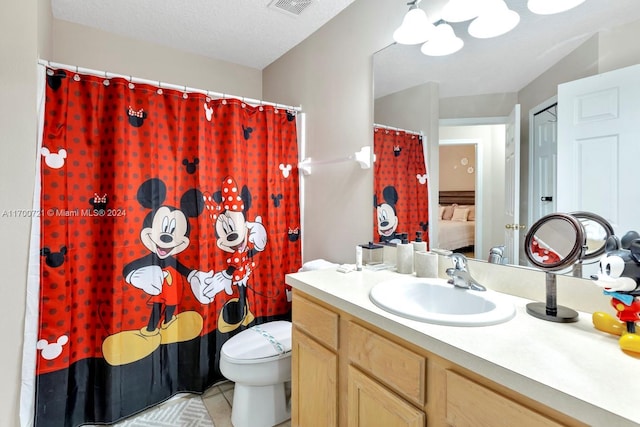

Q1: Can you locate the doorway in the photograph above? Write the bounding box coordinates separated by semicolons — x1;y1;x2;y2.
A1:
528;97;558;227
439;122;506;260
439;139;479;258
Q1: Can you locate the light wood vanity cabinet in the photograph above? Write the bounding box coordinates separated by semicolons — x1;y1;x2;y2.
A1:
291;290;586;427
291;292;339;426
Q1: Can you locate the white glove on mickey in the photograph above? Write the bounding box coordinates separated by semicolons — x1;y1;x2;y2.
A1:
126;265;166;296
189;270;234;304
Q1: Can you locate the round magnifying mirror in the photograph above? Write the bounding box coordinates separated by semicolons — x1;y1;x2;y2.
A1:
524;213;585;323
570;211;614;261
524;213;586;271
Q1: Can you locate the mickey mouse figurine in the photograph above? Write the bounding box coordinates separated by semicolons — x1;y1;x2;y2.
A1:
591;231;640;355
102;178;216;366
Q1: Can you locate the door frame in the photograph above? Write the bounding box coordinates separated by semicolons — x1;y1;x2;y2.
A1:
439;138;482;258
440;116;508;259
527;95;557;228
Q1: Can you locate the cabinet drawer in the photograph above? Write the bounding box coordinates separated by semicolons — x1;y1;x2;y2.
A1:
446;370;565;427
292;292;339;350
347;321;426;406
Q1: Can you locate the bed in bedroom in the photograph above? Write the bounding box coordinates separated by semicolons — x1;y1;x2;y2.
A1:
438;190;476;252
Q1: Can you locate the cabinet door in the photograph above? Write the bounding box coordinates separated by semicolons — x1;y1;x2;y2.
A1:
291;327;338;427
348;366;425;427
446;370;565;427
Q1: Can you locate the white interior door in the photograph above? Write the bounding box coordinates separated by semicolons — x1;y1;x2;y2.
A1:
504;104;521;264
531;103;557;223
557;64;640;235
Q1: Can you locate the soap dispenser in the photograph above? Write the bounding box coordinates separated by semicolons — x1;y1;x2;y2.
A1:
412;231;427;253
396;233;414;274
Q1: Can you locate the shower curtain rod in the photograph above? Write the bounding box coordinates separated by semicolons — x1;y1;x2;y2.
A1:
38;59;303;112
374;123;422;136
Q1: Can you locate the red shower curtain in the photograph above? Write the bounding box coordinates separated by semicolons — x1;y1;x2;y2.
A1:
373;127;429;245
34;68;301;426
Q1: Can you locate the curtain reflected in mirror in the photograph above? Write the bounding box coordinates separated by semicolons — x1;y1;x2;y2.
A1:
373;126;429;246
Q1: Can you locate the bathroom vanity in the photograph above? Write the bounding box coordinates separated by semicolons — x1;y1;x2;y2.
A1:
286;268;640;427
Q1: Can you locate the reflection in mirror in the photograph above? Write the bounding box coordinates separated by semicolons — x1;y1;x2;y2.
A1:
374;1;640;270
372;127;430;249
524;213;585;271
571;211;615;260
569;211;615;278
524;213;584;323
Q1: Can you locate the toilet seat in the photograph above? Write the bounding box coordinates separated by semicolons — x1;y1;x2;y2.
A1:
219;320;292;427
221;320;292;365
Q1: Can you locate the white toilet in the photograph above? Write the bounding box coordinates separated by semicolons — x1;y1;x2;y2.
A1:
219;320;292;427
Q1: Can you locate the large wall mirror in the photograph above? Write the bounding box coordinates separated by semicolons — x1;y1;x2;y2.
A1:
373;0;640;269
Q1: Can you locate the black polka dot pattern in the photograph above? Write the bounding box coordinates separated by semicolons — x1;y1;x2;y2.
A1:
37;69;301;374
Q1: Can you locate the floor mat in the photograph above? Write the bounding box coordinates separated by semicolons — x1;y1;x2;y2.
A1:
114;397;214;427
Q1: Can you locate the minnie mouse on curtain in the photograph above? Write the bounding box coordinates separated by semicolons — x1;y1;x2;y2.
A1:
32;68;301;426
373;127;430;245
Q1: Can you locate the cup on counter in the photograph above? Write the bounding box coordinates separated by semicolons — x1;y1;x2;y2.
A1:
415;251;438;278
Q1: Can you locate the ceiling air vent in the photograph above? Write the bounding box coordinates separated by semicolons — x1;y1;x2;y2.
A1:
268;0;314;16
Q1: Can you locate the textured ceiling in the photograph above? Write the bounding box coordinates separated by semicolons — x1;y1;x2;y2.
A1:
375;0;640;98
51;0;640;99
51;0;357;70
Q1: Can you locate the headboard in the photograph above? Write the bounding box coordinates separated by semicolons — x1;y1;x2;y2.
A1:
439;190;475;206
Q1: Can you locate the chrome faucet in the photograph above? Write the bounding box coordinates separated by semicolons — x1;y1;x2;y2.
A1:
488;245;505;264
446;253;486;291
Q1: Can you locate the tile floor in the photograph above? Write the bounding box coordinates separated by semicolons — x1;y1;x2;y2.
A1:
201;380;291;427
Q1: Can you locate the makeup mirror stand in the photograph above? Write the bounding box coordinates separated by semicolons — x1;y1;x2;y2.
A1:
526;271;579;323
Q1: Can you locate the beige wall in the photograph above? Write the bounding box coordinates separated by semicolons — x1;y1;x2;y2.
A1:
439;145;476;192
440;92;518;119
51;20;263;99
1;0;40;425
599;18;640;73
263;0;404;263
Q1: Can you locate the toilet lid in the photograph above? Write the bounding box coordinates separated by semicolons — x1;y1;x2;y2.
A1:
221;320;292;362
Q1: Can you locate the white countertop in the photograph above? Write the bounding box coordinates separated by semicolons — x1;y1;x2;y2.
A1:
286;268;640;427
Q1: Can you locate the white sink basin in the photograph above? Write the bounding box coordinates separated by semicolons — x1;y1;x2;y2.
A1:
369;277;515;326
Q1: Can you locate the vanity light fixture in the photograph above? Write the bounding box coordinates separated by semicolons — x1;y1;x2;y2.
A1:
468;0;520;39
441;0;482;23
393;0;436;45
421;22;464;56
394;0;522;57
527;0;586;15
